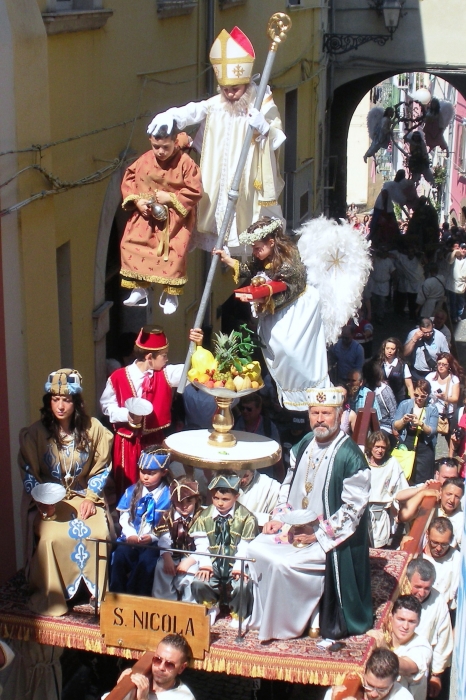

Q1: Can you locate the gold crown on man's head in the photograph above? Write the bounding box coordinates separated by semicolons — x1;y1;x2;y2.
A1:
209;26;255;87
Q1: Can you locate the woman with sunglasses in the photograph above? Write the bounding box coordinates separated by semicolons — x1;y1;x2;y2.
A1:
426;352;462;443
393;379;439;484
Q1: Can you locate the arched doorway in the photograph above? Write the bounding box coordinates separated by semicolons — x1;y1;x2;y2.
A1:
327;70;466;219
93;160;148;404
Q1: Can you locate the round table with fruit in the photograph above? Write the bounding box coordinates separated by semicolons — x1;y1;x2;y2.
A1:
166;327;281;471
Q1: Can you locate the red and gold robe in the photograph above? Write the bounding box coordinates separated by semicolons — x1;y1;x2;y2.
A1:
120;142;203;294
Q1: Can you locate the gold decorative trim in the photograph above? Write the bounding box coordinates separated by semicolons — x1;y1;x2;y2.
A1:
232;259;240;285
169;193;188;217
120;268;187;286
121;193;152;210
121;279;151;289
164;285;184;295
162;442;282;472
142;422;171;435
258;199;278;206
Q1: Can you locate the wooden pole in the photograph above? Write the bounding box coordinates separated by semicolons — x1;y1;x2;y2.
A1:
177;12;292;394
104;651;153;700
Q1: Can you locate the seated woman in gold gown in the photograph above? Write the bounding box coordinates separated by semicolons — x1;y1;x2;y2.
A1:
19;368;113;616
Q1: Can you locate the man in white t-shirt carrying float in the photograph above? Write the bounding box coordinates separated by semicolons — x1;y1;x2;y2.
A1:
406;558;453;699
104;633;195;700
368;595;432;700
324;648;415;700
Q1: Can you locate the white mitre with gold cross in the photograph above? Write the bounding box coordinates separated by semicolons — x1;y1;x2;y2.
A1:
209;26;255;86
306;387;345;407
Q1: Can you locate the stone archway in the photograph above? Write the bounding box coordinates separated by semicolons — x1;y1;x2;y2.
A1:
327;70;466;218
324;0;466;217
92;164;126;403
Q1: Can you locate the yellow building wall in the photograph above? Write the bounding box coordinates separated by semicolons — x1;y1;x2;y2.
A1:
10;0;325;419
5;0;61;420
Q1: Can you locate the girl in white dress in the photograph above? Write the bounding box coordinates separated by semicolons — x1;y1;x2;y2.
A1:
214;216;371;409
365;430;409;548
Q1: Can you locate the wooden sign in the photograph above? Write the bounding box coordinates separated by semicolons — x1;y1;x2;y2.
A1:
100;593;210;660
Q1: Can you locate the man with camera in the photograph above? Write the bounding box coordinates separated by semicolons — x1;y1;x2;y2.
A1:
403;318;449;381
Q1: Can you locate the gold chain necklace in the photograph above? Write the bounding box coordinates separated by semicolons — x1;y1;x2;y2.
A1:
302;441;330;508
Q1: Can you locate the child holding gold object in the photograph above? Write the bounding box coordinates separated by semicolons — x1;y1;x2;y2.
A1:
120;126;202;314
214;216;328;410
215;215;371;410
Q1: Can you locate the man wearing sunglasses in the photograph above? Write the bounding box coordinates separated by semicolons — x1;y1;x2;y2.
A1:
109;633;194;699
324;648;414;700
403;318;449;381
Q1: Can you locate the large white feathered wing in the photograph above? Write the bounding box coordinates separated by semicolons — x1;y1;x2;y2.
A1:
439;100;455;130
367;107;384;140
296;217;372;346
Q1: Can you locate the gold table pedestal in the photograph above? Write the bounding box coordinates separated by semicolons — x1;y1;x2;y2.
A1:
208;396;236;448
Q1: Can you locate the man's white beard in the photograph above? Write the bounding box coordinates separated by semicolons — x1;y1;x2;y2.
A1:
219;82;255;116
313;418;340;440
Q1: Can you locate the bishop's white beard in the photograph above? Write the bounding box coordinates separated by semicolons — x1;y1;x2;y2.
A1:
218;82;255;116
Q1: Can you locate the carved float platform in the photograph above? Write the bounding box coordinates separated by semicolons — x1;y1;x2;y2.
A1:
0;549;409;686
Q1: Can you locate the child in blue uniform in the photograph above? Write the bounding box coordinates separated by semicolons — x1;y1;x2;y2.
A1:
109;448;171;595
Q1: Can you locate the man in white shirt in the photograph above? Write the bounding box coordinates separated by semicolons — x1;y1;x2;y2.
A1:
422;517;461;609
416;264;446;318
436;477;464;548
106;634;195;699
431;309;451;348
323;649;414;700
368;596;432;700
445;243;466;322
406;559;453;698
433;457;458;482
392;248;425;321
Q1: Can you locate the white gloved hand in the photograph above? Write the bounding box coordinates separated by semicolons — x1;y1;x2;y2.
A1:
147;113;175;137
248;107;270;137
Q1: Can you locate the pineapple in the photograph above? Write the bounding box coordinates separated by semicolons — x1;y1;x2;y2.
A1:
213;331;242;372
212;326;263;390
